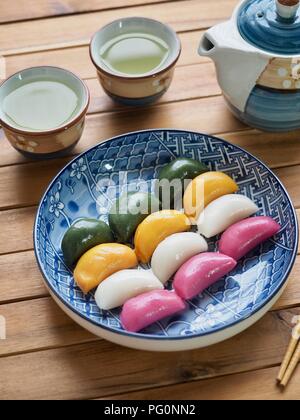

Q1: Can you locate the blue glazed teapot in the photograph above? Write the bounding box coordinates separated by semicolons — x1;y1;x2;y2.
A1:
199;0;300;132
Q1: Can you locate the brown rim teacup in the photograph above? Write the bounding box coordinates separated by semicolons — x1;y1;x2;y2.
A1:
0;66;90;159
89;17;181;106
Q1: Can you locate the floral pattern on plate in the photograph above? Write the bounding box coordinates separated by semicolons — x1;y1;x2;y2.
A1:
34;130;298;338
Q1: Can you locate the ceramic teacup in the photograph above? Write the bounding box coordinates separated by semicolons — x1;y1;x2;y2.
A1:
0;66;90;159
89;17;181;106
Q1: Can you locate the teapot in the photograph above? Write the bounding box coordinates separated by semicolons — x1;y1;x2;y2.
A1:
199;0;300;132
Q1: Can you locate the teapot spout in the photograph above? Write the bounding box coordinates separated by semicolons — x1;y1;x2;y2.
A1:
198;31;217;58
198;21;242;60
198;21;270;112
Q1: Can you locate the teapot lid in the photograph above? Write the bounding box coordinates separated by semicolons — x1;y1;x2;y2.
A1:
238;0;300;55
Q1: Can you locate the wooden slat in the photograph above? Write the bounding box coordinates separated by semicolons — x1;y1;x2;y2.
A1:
0;0;173;23
0;297;95;357
275;165;300;208
0;0;237;53
87;62;219;113
0;207;35;254
106;365;300;400
4;128;300;212
0;158;71;210
222;129;300;170
0;306;298;399
0;250;47;303
4;30;207;77
274;261;300;309
273;260;300;310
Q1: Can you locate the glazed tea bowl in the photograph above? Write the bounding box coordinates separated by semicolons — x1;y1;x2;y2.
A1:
0;66;90;159
89;17;181;106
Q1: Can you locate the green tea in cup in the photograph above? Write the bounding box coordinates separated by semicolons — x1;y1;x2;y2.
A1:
90;17;181;106
3;79;80;131
99;33;170;76
0;66;90;158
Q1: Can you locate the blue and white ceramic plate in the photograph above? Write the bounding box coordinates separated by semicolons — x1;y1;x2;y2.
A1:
34;129;298;351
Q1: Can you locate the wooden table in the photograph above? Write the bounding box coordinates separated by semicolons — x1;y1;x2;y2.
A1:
0;0;300;401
